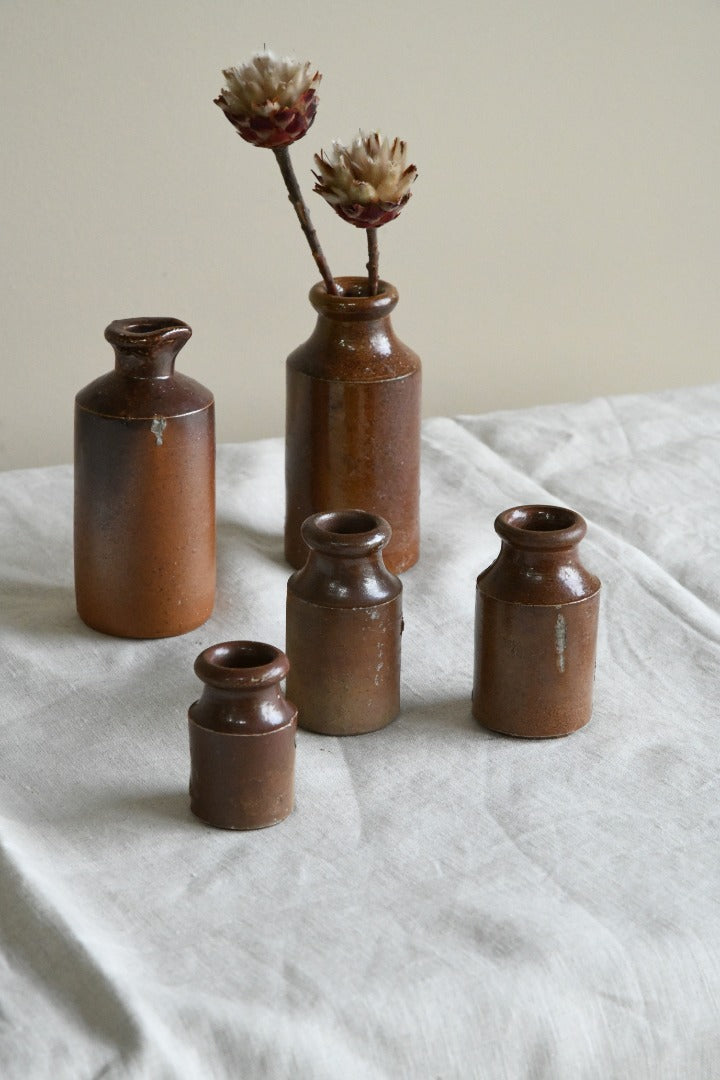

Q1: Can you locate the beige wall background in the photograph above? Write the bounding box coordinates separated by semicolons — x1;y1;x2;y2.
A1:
1;0;719;471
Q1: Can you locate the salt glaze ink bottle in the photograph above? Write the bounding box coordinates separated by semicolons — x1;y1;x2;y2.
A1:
473;505;601;737
74;317;215;638
188;641;297;830
286;510;403;735
285;277;421;575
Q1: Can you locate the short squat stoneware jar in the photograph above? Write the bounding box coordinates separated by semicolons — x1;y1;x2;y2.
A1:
473;505;601;738
285;277;421;576
74;317;215;638
188;641;297;830
286;510;403;735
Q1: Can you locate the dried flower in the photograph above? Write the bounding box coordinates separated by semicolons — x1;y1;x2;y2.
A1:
215;50;338;293
215;51;321;149
313;132;417;228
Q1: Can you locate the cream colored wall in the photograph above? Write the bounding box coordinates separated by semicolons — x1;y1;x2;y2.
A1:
1;1;719;470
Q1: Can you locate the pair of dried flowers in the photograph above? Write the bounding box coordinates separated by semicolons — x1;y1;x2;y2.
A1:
215;50;417;296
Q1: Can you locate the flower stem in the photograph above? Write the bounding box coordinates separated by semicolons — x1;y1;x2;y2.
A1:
273;145;339;295
366;227;379;295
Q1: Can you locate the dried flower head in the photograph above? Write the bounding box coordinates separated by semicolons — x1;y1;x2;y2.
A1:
313;132;417;228
215;51;321;148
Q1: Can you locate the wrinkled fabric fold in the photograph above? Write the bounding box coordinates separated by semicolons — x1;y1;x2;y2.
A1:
1;384;719;1077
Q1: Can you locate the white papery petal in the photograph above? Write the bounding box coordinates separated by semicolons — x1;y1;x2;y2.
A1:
219;50;320;113
315;133;417;207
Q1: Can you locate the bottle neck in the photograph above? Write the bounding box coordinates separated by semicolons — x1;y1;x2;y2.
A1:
114;349;176;379
190;640;293;734
500;540;582;574
308;277;398;364
290;510;400;606
105;317;191;380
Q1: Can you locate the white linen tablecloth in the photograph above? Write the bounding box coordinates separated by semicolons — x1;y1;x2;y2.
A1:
1;383;719;1079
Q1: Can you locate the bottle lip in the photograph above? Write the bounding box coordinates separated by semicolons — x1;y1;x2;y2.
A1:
105;317;192;349
495;504;587;550
194;641;289;689
309;277;398;320
301;509;392;557
105;317;192;379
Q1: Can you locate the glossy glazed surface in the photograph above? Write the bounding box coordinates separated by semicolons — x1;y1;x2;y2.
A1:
286;510;403;735
189;641;297;830
478;504;600;605
473;505;601;737
74;317;216;638
290;509;400;608
285;277;421;575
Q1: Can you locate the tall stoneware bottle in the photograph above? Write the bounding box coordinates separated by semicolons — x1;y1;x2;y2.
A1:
74;317;215;638
285;277;421;575
286;509;403;735
473;505;601;737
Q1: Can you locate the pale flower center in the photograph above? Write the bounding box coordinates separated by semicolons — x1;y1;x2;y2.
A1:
325;133;415;204
221;51;318;114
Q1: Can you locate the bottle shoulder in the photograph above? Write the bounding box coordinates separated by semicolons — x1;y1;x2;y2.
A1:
76;370;213;419
477;554;601;605
287;321;421;382
288;564;402;608
189;691;296;735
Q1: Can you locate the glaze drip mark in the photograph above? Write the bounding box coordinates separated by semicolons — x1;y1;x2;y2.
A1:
555;612;567;673
151;417;167;446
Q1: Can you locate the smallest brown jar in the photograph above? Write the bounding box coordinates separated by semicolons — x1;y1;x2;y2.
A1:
188;641;297;830
473;505;601;738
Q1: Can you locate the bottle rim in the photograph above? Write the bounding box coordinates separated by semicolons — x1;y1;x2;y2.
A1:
194;641;289;688
309;277;398;321
495;504;587;550
301;509;392;557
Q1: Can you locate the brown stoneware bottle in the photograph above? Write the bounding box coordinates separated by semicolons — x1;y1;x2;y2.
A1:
285;277;421;575
286;509;403;735
188;641;297;830
473;505;601;737
74;317;215;638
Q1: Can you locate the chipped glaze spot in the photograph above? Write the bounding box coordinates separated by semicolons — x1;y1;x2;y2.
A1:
151;416;167;446
555;611;567;673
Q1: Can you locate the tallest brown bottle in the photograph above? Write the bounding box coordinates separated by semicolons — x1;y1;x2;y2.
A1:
285;276;421;575
74;317;215;638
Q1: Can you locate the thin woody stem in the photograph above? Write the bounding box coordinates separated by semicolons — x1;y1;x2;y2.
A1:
273;145;339;295
366;227;379;295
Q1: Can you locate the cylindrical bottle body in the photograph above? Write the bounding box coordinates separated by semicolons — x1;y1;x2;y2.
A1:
189;721;296;830
473;592;600;737
286;593;402;735
472;505;601;738
285;278;421;575
285;368;421;574
74;405;215;637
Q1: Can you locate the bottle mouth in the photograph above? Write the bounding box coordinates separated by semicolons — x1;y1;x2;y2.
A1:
105;317;191;348
104;317;192;378
301;509;392;556
309;277;398;320
337;279;389;298
194;641;289;688
495;505;587;549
